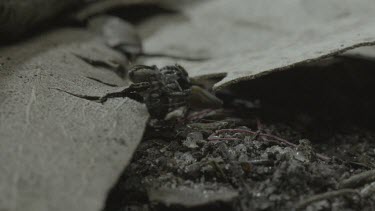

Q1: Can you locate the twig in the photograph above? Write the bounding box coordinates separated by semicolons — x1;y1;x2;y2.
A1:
346;161;372;169
259;133;297;147
211;128;331;161
248;159;274;166
51;88;101;102
209;160;228;182
207;137;241;141
295;189;360;210
74;54;126;78
138;52;209;62
360;182;375;198
186;109;216;121
256;118;263;131
86;76;118;87
315;153;331;161
214;129;297;147
339;169;375;189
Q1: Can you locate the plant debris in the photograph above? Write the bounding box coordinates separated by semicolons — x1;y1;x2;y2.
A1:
339;169;375;189
104;68;375;210
148;183;239;208
295;189;360;211
3;1;375;211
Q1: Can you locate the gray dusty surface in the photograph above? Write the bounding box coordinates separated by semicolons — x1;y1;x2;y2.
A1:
0;28;149;211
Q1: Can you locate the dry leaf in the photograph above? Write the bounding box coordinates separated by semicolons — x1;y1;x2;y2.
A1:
140;0;375;90
0;28;149;211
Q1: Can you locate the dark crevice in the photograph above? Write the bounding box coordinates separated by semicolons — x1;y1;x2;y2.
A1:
224;57;375;142
108;4;178;25
51;88;101;102
52;85;144;104
98;87;144;103
73;54;128;78
115;45;209;62
86;76;119;87
137;51;209;62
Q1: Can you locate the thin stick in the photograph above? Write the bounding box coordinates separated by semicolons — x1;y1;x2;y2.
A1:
212;128;330;161
187;109;215;121
295;189;359;210
339;169;375;189
256;118;263;131
207;137;241;141
214;129;297;147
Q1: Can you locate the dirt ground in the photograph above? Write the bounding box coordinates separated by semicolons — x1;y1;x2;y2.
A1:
103;59;375;211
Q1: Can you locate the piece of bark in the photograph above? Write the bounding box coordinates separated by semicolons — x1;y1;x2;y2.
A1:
0;28;149;211
140;0;375;90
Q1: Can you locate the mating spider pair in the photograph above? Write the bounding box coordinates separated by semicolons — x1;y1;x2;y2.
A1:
125;64;223;122
127;64;193;119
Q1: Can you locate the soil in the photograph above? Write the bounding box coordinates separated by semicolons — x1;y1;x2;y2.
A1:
104;60;375;211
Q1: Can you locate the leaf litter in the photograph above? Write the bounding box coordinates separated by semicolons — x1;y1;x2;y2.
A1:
100;1;375;209
105;63;375;210
2;0;375;211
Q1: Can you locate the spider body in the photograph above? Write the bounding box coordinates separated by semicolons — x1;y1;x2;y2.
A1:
128;65;192;119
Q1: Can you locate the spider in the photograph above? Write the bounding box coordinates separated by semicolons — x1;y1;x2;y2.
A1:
127;64;192;119
96;64;222;122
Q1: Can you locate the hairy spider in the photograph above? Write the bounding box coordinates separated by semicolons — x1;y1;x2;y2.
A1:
128;64;192;119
